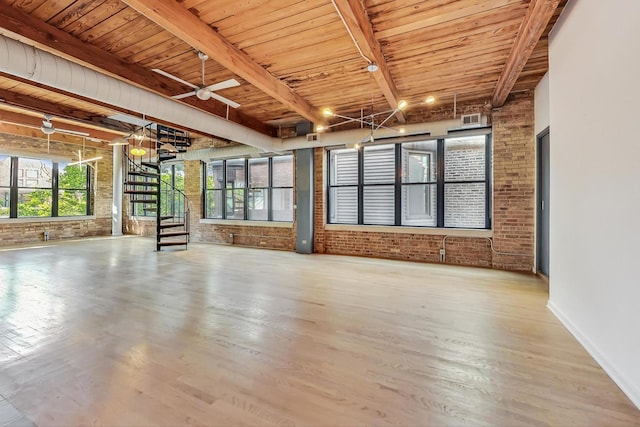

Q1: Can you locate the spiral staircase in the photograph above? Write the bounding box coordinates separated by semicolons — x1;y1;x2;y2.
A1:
123;125;191;251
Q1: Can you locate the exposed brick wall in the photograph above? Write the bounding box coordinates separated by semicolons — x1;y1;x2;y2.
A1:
313;95;536;272
0;133;112;245
313;147;326;253
491;93;536;270
187;157;295;251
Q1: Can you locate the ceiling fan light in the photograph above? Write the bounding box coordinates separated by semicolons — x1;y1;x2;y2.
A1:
40;125;55;135
130;147;147;156
196;87;212;100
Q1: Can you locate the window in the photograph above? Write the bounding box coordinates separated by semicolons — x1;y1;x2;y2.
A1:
134;162;185;217
0;155;10;218
402;140;437;226
17;158;52;217
327;134;490;229
204;155;294;222
161;163;185;218
0;156;92;218
58;163;89;216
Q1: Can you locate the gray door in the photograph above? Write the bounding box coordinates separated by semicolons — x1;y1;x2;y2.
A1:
537;129;550;276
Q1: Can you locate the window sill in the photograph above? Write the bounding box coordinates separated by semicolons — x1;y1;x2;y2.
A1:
324;223;493;237
0;215;96;224
200;219;293;228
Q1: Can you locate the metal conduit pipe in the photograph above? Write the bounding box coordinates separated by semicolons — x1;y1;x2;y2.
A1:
0;35;278;150
440;235;532;262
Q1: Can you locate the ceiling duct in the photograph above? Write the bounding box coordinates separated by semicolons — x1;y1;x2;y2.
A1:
295;121;314;136
176;145;268;161
0;35;277;150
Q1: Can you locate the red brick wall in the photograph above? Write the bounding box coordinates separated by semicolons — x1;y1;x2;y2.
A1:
313;94;536;272
0;133;112;246
185;158;295;251
491;93;536;270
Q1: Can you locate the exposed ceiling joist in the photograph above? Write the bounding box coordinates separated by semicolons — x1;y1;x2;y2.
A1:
0;5;273;136
122;0;326;126
0;84;134;135
492;0;562;107
331;0;406;123
0;109;118;144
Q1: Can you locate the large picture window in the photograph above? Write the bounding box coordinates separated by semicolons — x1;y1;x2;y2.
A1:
204;155;293;222
328;134;491;229
0;156;92;218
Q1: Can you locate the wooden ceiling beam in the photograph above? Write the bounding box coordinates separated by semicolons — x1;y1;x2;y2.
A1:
0;109;114;147
492;0;561;107
0;84;135;135
122;0;326;125
0;5;274;136
332;0;406;123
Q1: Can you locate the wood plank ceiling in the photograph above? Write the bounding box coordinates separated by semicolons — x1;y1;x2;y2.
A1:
0;0;567;140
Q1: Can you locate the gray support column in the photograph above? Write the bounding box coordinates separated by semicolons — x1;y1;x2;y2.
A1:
112;145;123;236
295;148;314;254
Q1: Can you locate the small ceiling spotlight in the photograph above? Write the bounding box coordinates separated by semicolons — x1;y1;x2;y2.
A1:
397;100;408;110
316;124;326;132
398;128;406;134
322;108;334;118
425;95;436;105
366;62;379;72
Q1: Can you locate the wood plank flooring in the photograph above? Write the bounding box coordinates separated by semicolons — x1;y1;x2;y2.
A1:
0;236;638;426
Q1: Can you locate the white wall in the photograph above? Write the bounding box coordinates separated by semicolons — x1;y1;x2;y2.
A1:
534;72;549;135
548;0;640;409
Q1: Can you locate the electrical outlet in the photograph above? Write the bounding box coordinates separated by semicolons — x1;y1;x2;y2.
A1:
440;249;446;256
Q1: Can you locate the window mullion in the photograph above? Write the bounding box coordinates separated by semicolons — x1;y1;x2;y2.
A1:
52;163;59;217
244;158;248;220
357;148;364;225
9;157;18;218
222;160;227;219
394;143;401;226
86;165;91;215
436;139;445;228
485;134;492;229
268;157;273;222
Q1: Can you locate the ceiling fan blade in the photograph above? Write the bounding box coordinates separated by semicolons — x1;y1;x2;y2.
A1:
57;128;90;137
210;93;240;109
206;78;240;92
171;91;197;100
152;68;199;90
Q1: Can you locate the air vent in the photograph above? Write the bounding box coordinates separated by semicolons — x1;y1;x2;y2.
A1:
461;113;482;127
306;133;319;142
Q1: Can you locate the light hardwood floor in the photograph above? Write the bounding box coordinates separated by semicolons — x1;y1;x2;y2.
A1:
0;237;638;426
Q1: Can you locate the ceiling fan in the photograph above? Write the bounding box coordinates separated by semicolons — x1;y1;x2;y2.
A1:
152;51;241;108
40;114;89;137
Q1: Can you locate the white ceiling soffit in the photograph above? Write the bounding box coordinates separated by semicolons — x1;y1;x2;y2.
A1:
0;35;277;150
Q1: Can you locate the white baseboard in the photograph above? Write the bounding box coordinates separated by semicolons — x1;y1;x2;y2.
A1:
547;300;640;410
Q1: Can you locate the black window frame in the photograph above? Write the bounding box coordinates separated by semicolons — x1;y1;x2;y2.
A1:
1;155;92;219
327;133;492;229
203;155;294;222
